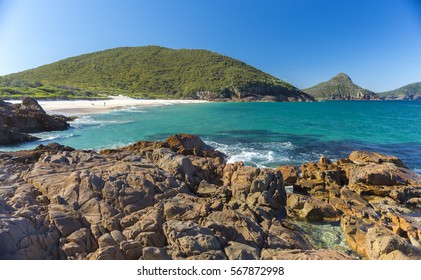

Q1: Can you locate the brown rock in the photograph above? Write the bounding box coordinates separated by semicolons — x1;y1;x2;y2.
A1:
164;134;225;158
365;225;421;260
276;165;299;186
224;241;260;260
340;215;374;257
163;220;222;258
348;162;421;186
223;164;286;214
163;193;211;222
142;246;172;260
201;209;264;248
265;220;313;250
349;151;407;168
286;193;340;222
261;249;354;260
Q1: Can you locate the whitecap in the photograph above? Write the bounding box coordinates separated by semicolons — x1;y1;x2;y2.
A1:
70;116;136;128
110;107;147;113
30;132;76;142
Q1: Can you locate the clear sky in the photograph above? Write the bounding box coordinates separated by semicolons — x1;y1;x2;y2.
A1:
0;0;420;92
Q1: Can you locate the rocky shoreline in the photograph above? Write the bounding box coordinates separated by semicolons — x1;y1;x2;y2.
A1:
0;134;420;260
0;97;73;145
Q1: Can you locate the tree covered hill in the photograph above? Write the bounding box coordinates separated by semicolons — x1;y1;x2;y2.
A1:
303;73;378;100
0;46;313;101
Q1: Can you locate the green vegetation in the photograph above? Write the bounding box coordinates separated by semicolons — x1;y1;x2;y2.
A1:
303;73;378;100
0;46;311;100
377;82;421;100
0;79;109;100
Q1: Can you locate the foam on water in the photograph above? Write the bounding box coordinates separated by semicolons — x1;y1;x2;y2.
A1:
33;132;75;142
110;107;147;113
71;116;136;128
206;139;330;168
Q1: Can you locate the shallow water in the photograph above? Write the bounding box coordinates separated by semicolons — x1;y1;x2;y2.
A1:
289;220;358;258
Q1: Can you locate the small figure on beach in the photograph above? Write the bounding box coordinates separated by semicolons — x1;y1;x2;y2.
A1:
104;102;106;107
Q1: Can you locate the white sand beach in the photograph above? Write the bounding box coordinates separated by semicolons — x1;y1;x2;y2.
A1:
9;95;207;115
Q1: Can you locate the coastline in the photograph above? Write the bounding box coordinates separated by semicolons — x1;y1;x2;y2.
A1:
1;134;420;260
7;95;208;115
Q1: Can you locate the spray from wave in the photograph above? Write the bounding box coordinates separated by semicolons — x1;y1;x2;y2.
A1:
205;140;330;168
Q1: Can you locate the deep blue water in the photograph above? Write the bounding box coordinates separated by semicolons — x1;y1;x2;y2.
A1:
1;100;420;174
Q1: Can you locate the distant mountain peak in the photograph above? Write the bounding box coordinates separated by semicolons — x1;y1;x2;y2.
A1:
303;73;378;100
333;73;352;82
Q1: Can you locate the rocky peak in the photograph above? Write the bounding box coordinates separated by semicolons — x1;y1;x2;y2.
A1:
20;97;46;113
332;73;352;83
303;73;379;100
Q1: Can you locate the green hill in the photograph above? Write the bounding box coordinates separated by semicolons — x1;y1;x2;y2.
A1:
377;82;421;100
0;46;313;101
303;73;378;100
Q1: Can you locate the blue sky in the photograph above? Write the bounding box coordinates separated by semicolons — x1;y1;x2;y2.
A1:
0;0;420;91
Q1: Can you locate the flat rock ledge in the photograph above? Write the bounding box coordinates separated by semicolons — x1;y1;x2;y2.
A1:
1;135;420;260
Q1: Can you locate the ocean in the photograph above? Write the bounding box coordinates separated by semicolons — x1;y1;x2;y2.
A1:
1;100;421;175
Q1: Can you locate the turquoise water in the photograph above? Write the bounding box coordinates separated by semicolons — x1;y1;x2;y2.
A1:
1;100;420;174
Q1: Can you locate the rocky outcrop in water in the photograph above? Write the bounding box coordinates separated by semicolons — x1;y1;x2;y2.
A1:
0;97;73;145
1;135;420;260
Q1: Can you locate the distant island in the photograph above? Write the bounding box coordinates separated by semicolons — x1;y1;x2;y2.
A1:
0;46;313;102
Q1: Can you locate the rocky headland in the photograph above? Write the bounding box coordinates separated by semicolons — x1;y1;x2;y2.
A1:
0;97;73;145
0;134;420;260
377;82;421;100
303;73;379;101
